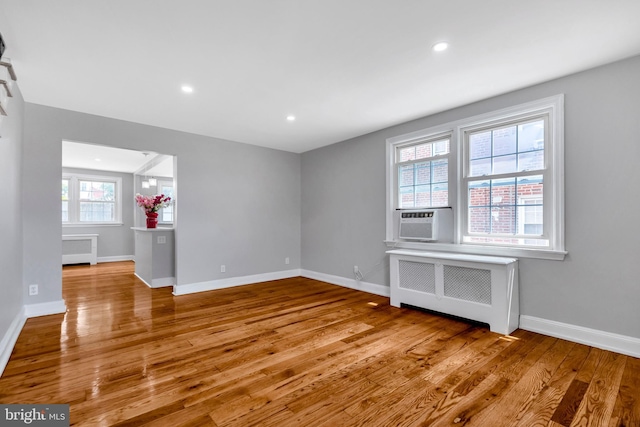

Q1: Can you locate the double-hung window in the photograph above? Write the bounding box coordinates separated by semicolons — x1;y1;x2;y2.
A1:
62;173;122;225
386;95;565;259
462;116;549;247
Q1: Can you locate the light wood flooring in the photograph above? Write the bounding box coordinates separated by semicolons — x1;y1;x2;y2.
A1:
0;261;638;426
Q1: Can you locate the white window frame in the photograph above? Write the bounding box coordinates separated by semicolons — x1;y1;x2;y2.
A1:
386;94;565;260
62;173;123;226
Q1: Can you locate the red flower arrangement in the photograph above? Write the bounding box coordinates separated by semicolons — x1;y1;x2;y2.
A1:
135;193;172;213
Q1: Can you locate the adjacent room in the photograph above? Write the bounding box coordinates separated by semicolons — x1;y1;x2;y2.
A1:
1;1;639;426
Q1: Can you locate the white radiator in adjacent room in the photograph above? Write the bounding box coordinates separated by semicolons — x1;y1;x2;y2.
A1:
387;249;519;335
62;234;98;265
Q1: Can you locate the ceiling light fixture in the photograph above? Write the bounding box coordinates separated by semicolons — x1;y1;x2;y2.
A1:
286;115;296;121
432;41;449;52
181;85;194;93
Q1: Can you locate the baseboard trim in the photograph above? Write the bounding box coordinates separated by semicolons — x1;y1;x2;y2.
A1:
300;269;390;297
135;273;175;289
519;315;640;358
0;307;27;377
23;300;67;318
97;255;134;263
173;269;302;296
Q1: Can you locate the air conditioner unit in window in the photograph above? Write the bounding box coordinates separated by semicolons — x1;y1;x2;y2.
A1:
398;208;453;242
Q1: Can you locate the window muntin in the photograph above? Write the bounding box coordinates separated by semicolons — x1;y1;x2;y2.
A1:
63;174;122;225
396;138;450;209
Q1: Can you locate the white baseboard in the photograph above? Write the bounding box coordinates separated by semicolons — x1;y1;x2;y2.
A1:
23;300;67;318
1;300;67;377
135;273;175;289
0;307;27;377
300;269;390;297
173;269;302;296
519;315;640;358
97;255;134;263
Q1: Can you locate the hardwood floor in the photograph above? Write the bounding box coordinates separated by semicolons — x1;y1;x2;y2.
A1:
0;262;638;426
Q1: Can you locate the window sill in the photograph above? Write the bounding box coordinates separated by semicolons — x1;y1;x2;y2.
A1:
384;240;566;261
63;222;124;227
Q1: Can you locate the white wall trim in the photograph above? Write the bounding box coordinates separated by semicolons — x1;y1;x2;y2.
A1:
2;300;67;377
173;269;302;296
97;255;134;263
519;315;640;358
135;273;175;289
300;269;390;297
0;307;27;377
23;300;67;318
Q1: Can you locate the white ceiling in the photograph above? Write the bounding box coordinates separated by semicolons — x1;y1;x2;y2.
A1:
2;1;640;153
62;141;174;177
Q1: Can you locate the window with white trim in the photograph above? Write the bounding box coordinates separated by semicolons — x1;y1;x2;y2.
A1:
462;115;549;248
386;95;565;258
62;173;122;225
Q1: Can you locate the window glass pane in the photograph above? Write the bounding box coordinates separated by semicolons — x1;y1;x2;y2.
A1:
492;178;516;206
469;207;490;233
469;131;491;160
62;179;69;222
431;183;448;207
493;154;517;174
491;206;516;235
469;158;491;177
415;185;431;207
80;202;115;222
517;150;544;172
433;139;450;156
432;159;448;183
399;186;415;208
415;162;431;185
415;143;432;160
399;146;415;162
518;120;544;152
79;180;115;201
469;180;490;207
492;126;517;156
399;165;414;186
62;201;69;222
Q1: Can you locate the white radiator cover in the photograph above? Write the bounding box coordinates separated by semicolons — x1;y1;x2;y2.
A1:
387;249;519;335
62;234;98;265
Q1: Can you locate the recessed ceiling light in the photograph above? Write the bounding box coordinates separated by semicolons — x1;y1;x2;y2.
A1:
432;41;449;52
286;115;296;121
94;158;101;162
181;85;194;93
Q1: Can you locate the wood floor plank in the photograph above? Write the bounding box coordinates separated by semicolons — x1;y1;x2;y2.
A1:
0;261;636;427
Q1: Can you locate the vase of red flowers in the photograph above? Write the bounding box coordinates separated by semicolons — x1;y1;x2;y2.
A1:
135;194;172;229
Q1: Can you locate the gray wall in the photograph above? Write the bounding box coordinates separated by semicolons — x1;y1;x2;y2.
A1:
302;55;640;339
22;104;301;305
62;167;135;260
0;86;24;340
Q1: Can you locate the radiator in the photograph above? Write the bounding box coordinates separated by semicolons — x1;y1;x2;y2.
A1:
62;234;98;265
387;250;519;334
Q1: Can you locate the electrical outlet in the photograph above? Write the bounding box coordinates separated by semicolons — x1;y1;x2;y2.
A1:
285;257;290;265
221;265;226;273
157;236;166;244
29;284;39;296
353;266;359;274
